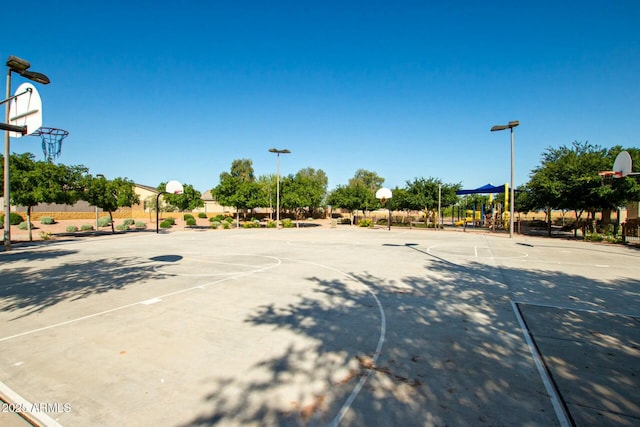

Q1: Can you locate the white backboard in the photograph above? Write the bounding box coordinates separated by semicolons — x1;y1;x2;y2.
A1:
613;151;632;177
9;83;42;138
166;180;184;194
375;187;392;200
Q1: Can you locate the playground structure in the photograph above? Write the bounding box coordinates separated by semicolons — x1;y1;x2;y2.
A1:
455;183;510;231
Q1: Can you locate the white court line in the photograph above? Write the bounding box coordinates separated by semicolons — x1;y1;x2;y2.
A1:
512;299;640;319
511;301;571;427
0;256;282;343
276;257;386;427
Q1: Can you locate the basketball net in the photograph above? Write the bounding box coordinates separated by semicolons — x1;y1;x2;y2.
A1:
32;127;69;162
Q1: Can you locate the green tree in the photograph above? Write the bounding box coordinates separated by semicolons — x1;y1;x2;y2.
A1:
348;169;385;193
280;167;328;219
404;177;461;223
0;153;87;240
83;175;140;233
326;183;376;223
526;141;640;236
212;159;264;224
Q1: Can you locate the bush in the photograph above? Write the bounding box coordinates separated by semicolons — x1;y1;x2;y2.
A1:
18;221;34;230
198;212;207;219
123;218;135;226
116;224;129;231
98;216;112;228
183;213;195;221
160;219;173;229
80;224;94;231
165;217;176;225
222;221;230;229
135;221;146;229
266;221;277;228
186;218;196;226
0;213;25;226
225;216;234;223
359;218;374;228
210;221;220;229
282;218;294;228
39;231;52;240
40;216;55;225
66;225;78;232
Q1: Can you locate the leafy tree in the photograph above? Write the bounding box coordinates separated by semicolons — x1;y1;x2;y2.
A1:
0;153;87;240
526;141;640;236
83;175;140;233
212;159;264;224
404;177;461;223
280;167;328;219
159;182;204;212
326;183;376;222
348;169;385;193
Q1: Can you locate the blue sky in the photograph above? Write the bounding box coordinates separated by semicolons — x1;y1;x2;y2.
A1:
5;1;639;193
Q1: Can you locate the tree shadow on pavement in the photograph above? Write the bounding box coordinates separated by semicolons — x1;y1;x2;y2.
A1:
176;238;640;426
0;255;169;319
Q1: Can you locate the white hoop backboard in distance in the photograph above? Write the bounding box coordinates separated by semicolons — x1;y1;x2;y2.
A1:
375;187;392;200
613;151;632;177
166;180;184;194
9;83;42;138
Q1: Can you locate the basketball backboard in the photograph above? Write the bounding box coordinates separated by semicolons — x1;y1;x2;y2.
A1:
8;82;42;138
599;150;635;179
166;180;184;194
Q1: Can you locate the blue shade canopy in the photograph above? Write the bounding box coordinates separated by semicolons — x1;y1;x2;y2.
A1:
456;184;505;195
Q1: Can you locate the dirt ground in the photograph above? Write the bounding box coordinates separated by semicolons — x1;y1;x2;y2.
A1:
4;217;335;243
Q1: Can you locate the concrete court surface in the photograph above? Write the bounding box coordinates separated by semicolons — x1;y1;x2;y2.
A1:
0;226;638;426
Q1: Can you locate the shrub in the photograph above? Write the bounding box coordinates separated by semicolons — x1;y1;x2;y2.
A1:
198;212;207;219
222;221;230;229
98;216;112;228
18;221;33;230
40;216;55;225
584;232;603;242
80;224;94;231
210;221;220;229
39;231;52;240
66;225;78;232
135;221;146;229
160;219;173;229
266;221;277;228
282;218;294;228
0;213;25;225
359;218;374;228
224;216;234;223
183;213;195;221
116;224;129;231
123;218;135;226
186;218;196;226
165;217;176;225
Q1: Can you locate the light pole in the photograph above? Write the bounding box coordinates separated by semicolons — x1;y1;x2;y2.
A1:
491;120;519;238
268;148;290;227
4;56;50;251
95;174;105;232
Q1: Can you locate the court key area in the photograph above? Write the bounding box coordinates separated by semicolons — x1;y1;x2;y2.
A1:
1;227;638;426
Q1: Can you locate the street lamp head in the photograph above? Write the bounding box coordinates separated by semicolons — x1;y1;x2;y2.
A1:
491;120;520;132
6;56;30;72
269;148;291;154
20;70;50;85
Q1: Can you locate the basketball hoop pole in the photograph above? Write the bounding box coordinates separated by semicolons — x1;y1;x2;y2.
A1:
3;56;49;251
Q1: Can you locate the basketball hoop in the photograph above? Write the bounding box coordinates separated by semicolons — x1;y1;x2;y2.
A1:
31;127;69;162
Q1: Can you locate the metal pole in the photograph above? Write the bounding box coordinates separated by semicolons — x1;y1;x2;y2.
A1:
3;67;12;251
438;183;442;230
276;153;280;226
510;127;515;238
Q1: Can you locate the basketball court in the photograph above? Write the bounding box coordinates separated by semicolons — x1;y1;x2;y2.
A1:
1;227;638;426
